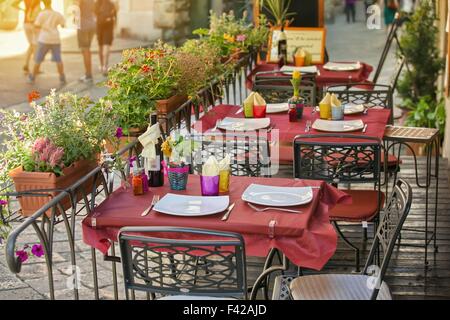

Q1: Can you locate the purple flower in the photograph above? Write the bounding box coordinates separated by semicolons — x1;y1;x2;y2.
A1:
31;244;44;257
129;156;137;167
16;250;28;263
236;34;247;42
0;200;7;206
115;127;124;139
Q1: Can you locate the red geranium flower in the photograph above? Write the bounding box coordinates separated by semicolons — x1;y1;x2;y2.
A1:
140;64;152;73
28;91;40;103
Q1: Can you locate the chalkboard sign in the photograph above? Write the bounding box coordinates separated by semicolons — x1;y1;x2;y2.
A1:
259;0;324;28
267;27;326;64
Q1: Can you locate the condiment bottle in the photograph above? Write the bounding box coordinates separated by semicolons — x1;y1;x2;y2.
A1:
132;168;144;196
288;104;297;122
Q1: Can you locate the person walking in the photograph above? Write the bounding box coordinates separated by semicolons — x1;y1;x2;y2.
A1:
384;0;399;32
95;0;118;76
345;0;357;23
14;0;42;74
76;0;96;82
28;0;66;85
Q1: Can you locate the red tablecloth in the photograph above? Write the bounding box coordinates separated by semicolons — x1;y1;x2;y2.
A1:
192;104;391;162
82;176;351;270
246;61;373;90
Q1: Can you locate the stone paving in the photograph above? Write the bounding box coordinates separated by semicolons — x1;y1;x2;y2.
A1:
0;3;401;300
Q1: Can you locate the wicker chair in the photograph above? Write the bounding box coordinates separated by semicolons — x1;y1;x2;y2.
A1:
289;180;412;300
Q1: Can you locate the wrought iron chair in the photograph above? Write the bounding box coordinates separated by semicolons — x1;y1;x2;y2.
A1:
289;179;412;300
252;78;317;107
293;134;384;272
190;131;271;177
118;227;248;300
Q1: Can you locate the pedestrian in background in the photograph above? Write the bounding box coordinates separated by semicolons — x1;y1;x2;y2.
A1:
95;0;118;76
28;0;66;85
75;0;96;82
384;0;399;32
345;0;357;23
14;0;42;74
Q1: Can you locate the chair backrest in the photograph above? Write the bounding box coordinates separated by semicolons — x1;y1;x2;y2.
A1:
362;179;413;300
118;227;248;299
253;77;317;106
190;131;271;177
326;84;394;125
293;134;382;185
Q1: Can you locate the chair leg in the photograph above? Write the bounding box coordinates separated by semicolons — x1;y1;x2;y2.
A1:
333;221;360;273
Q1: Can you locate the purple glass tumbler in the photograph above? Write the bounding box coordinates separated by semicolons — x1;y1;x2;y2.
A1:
200;176;220;196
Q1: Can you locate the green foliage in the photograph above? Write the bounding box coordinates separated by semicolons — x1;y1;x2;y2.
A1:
404;97;446;137
0;90;116;185
260;0;296;27
397;0;444;104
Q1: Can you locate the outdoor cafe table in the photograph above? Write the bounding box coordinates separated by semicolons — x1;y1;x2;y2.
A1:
246;61;374;90
82;175;351;270
192;104;392;162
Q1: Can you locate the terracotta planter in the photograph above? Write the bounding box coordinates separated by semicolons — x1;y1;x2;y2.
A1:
405;142;439;157
9;159;98;217
156;94;188;115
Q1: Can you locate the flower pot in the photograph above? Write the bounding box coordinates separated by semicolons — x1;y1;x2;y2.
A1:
9;159;98;217
404;142;438;157
156;95;188;115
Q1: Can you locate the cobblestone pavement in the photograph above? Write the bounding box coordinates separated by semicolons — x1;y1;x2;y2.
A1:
0;4;399;300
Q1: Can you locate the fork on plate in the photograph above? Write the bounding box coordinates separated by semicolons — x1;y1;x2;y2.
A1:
141;195;160;217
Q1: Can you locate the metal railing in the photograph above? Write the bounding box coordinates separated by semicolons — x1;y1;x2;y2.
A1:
2;51;260;300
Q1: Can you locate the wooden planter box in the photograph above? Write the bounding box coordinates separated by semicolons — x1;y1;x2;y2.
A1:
156;94;188;115
9;159;98;217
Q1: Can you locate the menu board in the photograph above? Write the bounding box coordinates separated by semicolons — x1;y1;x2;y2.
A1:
267;27;326;64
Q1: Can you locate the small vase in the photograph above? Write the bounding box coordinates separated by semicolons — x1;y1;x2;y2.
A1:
289;96;304;120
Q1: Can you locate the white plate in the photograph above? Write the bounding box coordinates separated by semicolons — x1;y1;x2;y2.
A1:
242;184;313;207
323;62;362;71
266;103;289;114
312;119;365;132
280;65;318;75
153;194;230;216
217;117;271;131
344;103;365;115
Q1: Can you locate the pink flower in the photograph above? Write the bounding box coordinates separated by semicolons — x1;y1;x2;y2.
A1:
32;138;50;154
49;147;64;168
115;127;123;138
236;34;247;42
0;200;7;206
16;250;28;263
31;244;44;257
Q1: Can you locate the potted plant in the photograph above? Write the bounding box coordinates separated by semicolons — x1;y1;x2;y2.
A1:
0;90;116;216
397;0;445;154
260;0;296;27
105;44;184;133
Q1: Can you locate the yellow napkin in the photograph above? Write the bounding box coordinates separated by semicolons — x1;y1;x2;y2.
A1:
320;93;331;105
253;92;266;106
244;92;256;118
218;154;231;172
202;156;220;176
331;93;342;107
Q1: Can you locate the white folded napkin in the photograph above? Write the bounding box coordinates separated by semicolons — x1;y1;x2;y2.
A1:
218;154;231;172
202;156;220;176
138;123;161;172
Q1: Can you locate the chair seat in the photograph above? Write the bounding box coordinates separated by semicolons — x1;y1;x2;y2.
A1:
382;153;401;168
330;189;385;222
159;295;237;300
290;274;392;300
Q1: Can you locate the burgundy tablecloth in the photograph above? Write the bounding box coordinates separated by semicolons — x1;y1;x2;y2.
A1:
192;104;391;162
246;61;373;90
82;176;351;270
